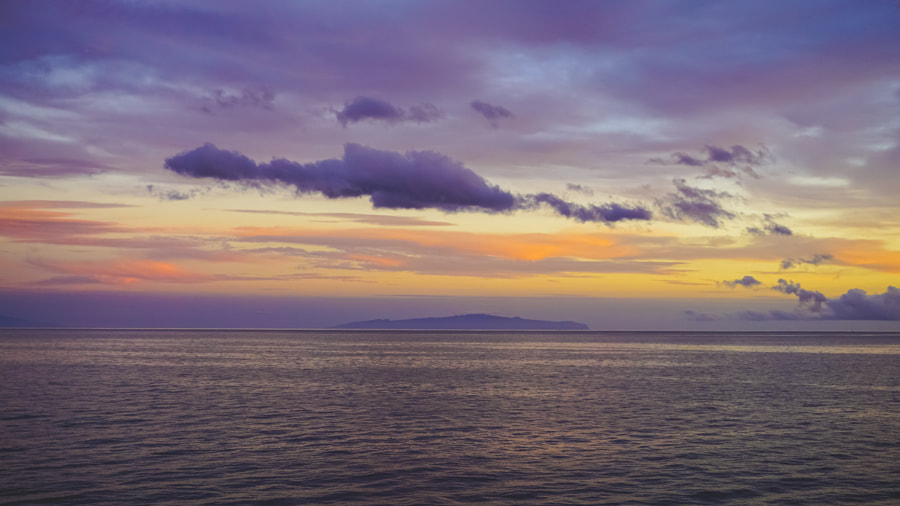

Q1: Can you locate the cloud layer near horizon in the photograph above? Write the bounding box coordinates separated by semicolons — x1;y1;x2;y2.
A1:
164;143;652;223
691;278;900;321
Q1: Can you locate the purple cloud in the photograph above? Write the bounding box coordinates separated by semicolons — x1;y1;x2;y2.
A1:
525;193;651;223
164;143;651;223
335;96;442;127
0;158;111;178
471;100;514;127
659;178;735;227
827;287;900;321
566;183;594;196
146;185;205;201
691;280;900;321
772;279;827;312
705;145;771;166
203;88;275;113
738;285;900;321
658;144;772;170
166;143;515;212
780;253;833;270
720;275;761;289
747;215;793;236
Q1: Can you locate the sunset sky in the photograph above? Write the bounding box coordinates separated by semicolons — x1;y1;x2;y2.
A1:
1;0;899;329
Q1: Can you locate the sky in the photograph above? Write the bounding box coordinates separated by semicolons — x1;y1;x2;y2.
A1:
1;0;899;330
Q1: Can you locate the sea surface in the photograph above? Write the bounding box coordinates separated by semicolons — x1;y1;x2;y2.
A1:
1;330;899;505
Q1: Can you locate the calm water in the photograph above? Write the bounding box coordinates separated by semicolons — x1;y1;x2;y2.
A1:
1;330;899;504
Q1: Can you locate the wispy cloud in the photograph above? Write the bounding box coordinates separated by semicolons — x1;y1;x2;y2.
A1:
780;253;833;271
658;178;735;227
747;215;793;236
28;258;219;285
227;209;454;227
471;100;514;128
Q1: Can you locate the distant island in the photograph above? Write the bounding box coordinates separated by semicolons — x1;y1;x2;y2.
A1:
334;313;589;330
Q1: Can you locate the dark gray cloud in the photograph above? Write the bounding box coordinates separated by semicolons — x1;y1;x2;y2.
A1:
335;96;442;127
659;178;735;227
471;100;514;127
164;143;652;224
720;275;761;288
780;253;833;270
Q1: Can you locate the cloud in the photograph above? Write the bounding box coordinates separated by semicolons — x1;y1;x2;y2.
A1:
772;279;827;312
0;205;128;240
658;178;735;227
228;209;454;227
747;215;793;236
698;166;761;180
653;144;772;171
691;279;900;321
28;258;220;285
720;275;761;288
566;183;594;196
146;184;205;201
705;144;772;166
683;310;720;322
165;143;652;224
827;286;900;320
471;100;514;127
0;157;112;178
738;284;900;321
335;96;442;127
202;87;275;113
780;253;833;270
225;225;687;278
524;193;652;223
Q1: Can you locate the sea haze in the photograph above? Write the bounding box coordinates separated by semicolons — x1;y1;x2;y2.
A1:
2;330;899;504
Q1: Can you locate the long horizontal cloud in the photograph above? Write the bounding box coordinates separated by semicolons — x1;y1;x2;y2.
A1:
164;143;652;224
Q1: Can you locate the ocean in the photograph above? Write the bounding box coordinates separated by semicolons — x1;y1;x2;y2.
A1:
1;329;899;504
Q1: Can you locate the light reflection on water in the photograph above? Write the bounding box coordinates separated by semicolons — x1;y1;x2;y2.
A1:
1;330;899;504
